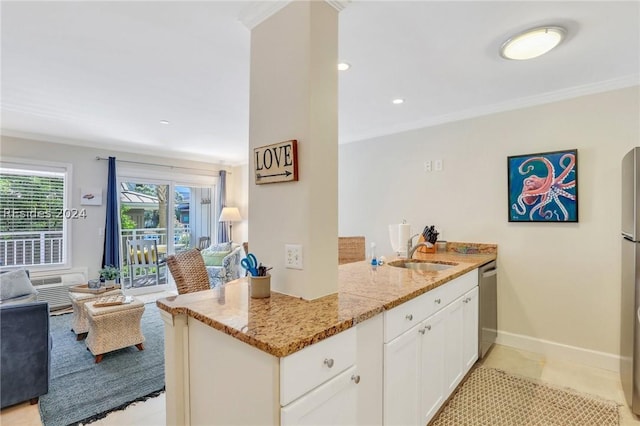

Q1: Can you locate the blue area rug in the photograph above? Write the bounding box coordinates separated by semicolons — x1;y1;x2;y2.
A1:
39;302;165;425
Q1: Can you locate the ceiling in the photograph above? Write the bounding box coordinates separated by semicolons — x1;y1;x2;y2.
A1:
2;1;638;165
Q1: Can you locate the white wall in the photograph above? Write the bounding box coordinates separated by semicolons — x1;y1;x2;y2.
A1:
1;135;239;279
339;87;640;361
228;163;249;244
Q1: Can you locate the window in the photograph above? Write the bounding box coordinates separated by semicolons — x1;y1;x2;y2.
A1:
0;160;71;268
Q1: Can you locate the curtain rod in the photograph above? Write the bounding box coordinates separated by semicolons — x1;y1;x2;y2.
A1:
95;156;231;174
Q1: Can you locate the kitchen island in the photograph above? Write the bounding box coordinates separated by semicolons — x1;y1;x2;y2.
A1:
157;242;496;425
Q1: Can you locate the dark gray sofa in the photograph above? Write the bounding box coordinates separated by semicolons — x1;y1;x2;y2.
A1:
0;301;51;408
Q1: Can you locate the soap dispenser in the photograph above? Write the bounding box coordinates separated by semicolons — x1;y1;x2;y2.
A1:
370;242;378;269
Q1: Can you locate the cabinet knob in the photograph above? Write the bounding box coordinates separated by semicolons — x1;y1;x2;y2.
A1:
351;374;361;384
323;358;334;368
434;298;441;304
463;298;468;303
418;327;426;335
405;314;413;321
425;324;432;331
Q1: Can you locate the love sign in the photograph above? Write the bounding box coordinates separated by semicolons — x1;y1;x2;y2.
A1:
254;140;299;184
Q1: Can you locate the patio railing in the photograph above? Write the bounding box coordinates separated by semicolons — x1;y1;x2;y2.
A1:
0;231;64;267
120;226;191;252
0;226;191;268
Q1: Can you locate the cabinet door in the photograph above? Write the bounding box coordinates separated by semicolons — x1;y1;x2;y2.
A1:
462;286;479;372
443;296;464;396
384;325;421;426
281;366;358;426
420;308;446;425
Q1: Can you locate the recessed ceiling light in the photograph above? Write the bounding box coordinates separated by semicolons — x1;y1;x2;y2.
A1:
392;98;404;105
500;26;566;60
160;120;170;125
337;62;351;71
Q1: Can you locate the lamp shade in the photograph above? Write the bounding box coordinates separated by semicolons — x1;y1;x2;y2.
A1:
219;207;242;222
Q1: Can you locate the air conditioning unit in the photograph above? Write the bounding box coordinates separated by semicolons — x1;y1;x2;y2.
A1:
30;268;87;310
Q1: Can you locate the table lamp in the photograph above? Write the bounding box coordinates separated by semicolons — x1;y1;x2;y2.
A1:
219;207;242;242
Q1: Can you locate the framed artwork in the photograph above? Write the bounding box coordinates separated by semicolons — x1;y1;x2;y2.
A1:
80;187;102;206
507;149;578;222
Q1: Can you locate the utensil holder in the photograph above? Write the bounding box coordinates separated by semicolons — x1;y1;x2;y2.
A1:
250;275;271;299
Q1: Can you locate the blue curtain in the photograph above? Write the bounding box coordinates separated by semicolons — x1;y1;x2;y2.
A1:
102;157;120;271
216;170;229;243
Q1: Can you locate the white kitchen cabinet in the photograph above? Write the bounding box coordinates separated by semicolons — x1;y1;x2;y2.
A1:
383;323;421;425
383;270;479;426
462;286;479;371
356;314;384;425
281;366;359;426
420;308;446;425
280;327;356;406
443;295;464;395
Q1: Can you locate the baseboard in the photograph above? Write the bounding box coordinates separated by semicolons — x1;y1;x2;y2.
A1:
496;330;620;373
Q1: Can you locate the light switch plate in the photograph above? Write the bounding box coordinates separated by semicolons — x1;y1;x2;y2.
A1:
285;244;303;269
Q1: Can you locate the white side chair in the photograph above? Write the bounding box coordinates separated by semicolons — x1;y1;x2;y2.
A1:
126;239;161;287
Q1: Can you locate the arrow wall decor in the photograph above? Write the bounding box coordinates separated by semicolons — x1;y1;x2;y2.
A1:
254;140;299;184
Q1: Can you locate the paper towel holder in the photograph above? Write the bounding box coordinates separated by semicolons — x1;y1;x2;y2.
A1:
389;220;410;257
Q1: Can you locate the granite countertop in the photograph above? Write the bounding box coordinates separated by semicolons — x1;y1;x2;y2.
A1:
156;242;497;358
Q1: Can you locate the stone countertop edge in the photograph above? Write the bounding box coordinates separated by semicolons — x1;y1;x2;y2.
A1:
157;243;497;358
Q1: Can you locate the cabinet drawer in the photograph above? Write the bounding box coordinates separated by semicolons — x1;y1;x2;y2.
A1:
281;366;358;426
446;270;477;300
280;327;356;406
384;292;430;343
384;270;478;343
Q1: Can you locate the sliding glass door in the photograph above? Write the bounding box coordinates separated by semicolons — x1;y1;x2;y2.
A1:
175;185;213;251
118;173;215;295
120;181;171;291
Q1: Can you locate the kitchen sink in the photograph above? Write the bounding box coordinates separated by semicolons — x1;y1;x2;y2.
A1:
387;259;457;271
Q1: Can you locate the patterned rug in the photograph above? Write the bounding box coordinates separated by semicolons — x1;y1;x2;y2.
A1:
431;366;619;426
39;302;164;425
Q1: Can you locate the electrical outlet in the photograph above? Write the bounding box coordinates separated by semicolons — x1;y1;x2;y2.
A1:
424;161;432;172
435;159;443;171
285;244;303;270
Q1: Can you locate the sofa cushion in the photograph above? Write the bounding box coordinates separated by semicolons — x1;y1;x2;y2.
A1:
201;249;231;266
206;242;232;252
0;301;50;408
0;269;37;302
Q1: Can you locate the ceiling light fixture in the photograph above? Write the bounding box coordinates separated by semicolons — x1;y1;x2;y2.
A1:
500;26;566;60
337;62;351;71
392;98;404;105
160;120;170;125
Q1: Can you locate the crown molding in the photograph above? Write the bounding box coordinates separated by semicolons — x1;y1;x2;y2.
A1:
0;129;247;166
325;1;350;12
238;0;349;30
342;74;640;145
238;1;291;30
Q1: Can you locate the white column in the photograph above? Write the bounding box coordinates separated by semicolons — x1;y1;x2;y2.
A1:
248;1;340;300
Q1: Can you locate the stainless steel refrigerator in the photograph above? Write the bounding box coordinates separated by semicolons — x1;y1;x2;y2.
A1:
621;146;640;415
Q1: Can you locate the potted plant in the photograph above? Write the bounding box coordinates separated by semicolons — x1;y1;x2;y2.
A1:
99;265;120;287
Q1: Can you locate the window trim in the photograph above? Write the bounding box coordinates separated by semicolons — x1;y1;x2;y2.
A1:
0;157;73;271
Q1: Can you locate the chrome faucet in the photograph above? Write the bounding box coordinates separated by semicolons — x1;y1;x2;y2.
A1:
407;233;434;259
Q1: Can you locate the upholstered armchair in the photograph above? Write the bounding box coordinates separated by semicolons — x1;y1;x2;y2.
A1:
201;243;246;288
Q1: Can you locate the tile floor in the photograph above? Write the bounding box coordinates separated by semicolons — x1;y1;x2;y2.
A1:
479;345;640;426
2;295;639;425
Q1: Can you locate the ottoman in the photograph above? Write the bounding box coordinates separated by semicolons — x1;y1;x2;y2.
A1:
68;289;122;340
84;299;145;363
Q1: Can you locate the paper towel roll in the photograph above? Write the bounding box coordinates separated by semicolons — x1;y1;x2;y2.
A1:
399;223;411;253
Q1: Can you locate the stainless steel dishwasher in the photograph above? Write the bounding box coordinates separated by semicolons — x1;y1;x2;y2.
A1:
478;261;497;359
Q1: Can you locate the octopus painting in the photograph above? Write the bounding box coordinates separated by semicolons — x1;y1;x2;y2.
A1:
508;149;578;222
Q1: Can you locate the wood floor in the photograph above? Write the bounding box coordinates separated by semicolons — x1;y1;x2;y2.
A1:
2;295;639;425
